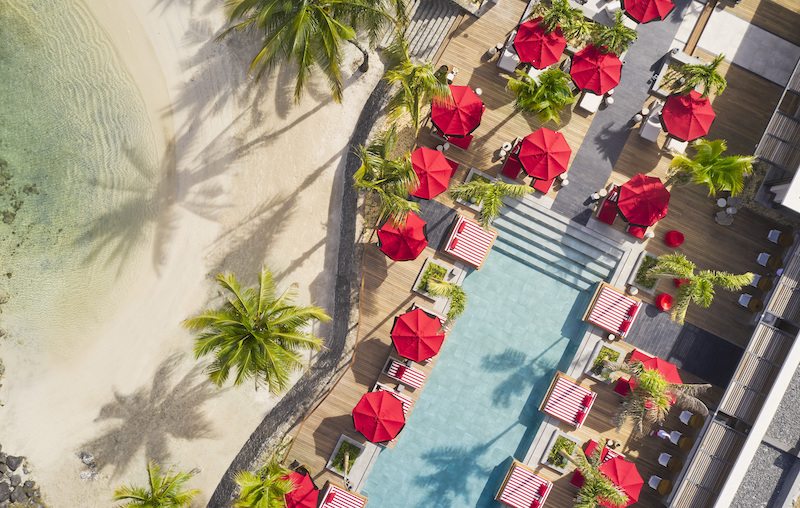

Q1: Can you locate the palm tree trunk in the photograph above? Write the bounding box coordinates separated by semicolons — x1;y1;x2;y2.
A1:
348;39;370;72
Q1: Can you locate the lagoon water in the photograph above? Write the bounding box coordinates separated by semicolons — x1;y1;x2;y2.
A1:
0;0;159;356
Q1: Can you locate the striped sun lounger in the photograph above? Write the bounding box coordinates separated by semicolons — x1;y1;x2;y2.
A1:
540;372;597;428
384;359;426;389
583;282;642;338
375;383;412;414
443;215;497;269
496;460;553;508
318;482;367;508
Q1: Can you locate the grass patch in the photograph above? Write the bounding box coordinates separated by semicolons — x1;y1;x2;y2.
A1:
635;255;659;290
418;263;448;294
331;441;361;475
547;436;576;469
591;346;621;376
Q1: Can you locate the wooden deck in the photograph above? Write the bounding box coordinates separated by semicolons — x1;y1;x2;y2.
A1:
718;0;800;47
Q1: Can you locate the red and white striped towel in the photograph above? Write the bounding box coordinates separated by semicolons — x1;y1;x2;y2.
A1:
319;483;367;508
444;215;496;269
543;376;596;428
587;285;641;338
386;360;426;389
498;462;553;508
377;386;412;414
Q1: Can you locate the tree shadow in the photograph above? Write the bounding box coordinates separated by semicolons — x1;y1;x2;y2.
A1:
82;354;220;479
482;342;568;408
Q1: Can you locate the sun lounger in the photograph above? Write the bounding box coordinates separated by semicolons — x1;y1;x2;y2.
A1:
532;178;554;194
318;482;367;508
383;358;426;389
501;156;523;179
540;372;597;428
443;215;497;269
496;460;553;508
497;30;520;73
431;126;474;150
583;282;642;339
577;90;604;114
627;224;647;239
597;186;620;225
374;382;413;414
639;102;664;142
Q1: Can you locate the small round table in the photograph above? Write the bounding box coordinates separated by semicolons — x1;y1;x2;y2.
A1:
716;198;727;208
665;230;684;248
656;293;673;311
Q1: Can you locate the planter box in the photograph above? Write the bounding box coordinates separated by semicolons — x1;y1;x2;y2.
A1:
412;258;456;301
541;430;582;474
455;168;494;211
650;50;700;99
628;251;659;295
584;341;627;382
326;435;365;477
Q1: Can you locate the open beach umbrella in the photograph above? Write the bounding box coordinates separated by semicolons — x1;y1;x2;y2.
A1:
622;0;675;24
661;90;716;142
513;17;567;69
640;357;682;384
518;128;572;180
430;85;485;137
352;391;406;443
283;472;319;508
617;174;671;227
599;457;644;507
570;45;622;95
410;146;456;199
390;308;445;362
377;211;428;261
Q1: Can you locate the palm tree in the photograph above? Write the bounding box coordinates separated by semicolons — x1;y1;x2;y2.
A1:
353;125;419;225
426;279;468;326
384;32;451;137
113;461;199;508
507;68;576;125
535;0;585;38
233;461;293;508
558;440;628;508
184;269;330;393
647;253;753;325
448;179;533;228
220;0;408;103
591;11;637;56
680;54;727;98
604;360;711;435
667;139;754;196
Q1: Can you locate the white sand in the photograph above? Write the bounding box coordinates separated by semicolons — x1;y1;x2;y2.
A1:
0;0;383;505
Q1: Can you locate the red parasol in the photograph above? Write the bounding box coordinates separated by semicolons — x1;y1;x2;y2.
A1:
570;45;622;95
622;0;675;23
430;85;485;137
352;391;406;443
513;17;567;69
598;457;644;507
390;308;445;362
661;91;716;141
283;472;319;508
410;147;455;199
617;174;670;227
377;212;428;261
518;128;572;180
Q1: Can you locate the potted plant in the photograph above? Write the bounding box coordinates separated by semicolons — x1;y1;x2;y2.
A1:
412;258;453;299
584;341;626;382
542;430;581;474
628;251;659;294
327;435;365;477
455;168;493;211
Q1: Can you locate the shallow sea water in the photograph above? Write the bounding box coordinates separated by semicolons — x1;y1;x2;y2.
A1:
0;0;158;355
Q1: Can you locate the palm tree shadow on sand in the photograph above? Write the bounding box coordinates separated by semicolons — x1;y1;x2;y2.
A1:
81;354;221;479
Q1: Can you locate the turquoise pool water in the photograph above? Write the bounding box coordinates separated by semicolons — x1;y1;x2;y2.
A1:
362;243;597;507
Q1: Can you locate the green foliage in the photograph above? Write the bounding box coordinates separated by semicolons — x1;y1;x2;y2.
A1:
220;0;407;103
680;54;727;98
647;253;753;324
233;461;293;508
417;263;448;294
448;179;533;228
184;269;330;393
634;255;658;290
113;461;199;508
535;0;586;40
559;440;628;508
591;12;637;55
547;436;576;468
668;139;754;196
590;346;620;375
507;68;576;125
331;441;362;474
426;279;468;325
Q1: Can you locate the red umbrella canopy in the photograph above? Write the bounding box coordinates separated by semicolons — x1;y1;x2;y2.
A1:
598;457;644;507
352;391;406;443
283;472;319;508
377;212;428;261
390;308;445;362
410;147;455;199
661;90;716;141
570;45;622;95
622;0;675;23
513;17;567;69
640;357;682;384
430;85;484;137
617;174;671;227
518;128;572;180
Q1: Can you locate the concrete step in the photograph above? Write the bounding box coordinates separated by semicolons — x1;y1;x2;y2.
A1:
491;239;596;292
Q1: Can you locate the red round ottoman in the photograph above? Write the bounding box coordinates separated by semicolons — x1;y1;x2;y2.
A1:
665;230;684;248
656;293;673;311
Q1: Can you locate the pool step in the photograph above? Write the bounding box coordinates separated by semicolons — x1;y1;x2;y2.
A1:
491;241;596;292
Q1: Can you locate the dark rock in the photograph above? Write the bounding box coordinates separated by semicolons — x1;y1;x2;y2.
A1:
78;451;94;467
4;457;21;472
9;486;24;503
0;481;8;502
0;501;7;508
0;452;6;463
0;464;7;475
8;476;19;487
22;481;33;490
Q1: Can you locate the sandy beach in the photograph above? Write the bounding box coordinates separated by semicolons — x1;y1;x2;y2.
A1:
0;0;383;505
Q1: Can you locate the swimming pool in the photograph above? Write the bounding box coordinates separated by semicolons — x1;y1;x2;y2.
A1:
362;202;622;507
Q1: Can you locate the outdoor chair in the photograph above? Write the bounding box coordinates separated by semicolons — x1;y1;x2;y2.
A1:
648;476;662;490
658;453;671;467
639;102;664;142
679;410;693;425
768;229;781;243
738;294;753;307
669;431;682;445
664;136;688;155
627;225;647;239
532;178;554;194
501;156;523;180
613;377;631;397
757;252;771;266
749;274;761;287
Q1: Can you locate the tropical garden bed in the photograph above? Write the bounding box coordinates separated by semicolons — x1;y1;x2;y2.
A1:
584;341;626;382
326;435;365;477
412;258;453;300
628;251;659;294
455;168;493;211
541;430;581;474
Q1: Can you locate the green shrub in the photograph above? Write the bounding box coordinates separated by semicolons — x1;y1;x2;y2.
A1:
547;436;575;469
332;441;362;474
635;255;658;290
591;346;621;375
418;263;448;293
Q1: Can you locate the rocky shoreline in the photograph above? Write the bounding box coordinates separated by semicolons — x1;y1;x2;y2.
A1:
0;445;45;507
